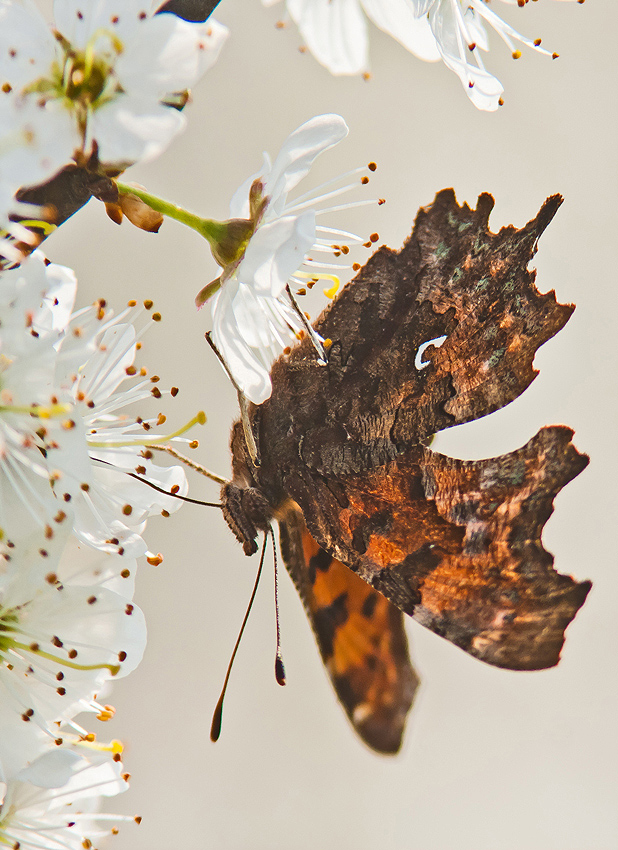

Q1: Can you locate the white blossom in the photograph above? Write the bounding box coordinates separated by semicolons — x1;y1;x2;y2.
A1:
0;93;75;251
0;251;190;558
0;0;228;169
0;522;146;781
267;0;578;110
200;114;373;405
0;748;133;850
264;0;439;74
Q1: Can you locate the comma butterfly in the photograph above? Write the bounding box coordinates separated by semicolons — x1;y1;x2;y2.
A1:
221;189;590;754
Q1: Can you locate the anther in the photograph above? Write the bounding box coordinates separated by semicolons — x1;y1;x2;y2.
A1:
143;300;153;310
368;162;377;171
121;569;131;578
122;504;133;516
68;649;78;659
146;553;163;566
87;596;97;604
118;651;127;662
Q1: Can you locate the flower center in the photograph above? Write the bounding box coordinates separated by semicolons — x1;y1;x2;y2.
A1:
0;608;19;657
26;29;123;129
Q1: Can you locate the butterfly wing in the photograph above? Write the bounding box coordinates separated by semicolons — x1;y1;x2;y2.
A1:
262;190;574;478
278;502;419;754
279;425;589;671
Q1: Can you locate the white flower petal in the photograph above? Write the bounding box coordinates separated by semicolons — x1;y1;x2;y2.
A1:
0;0;58;92
264;113;349;211
87;95;186;167
287;0;369;74
53;0;158;48
236;212;316;297
229;153;271;220
15;748;82;789
212;284;279;404
117;14;229;98
361;0;440;61
429;0;504;110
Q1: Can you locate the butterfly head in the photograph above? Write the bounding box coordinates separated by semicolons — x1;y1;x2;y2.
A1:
221;482;273;556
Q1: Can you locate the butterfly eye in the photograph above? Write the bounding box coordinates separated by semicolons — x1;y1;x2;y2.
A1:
414;335;447;370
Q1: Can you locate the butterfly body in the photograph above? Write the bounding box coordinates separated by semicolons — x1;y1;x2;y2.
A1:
221;189;590;753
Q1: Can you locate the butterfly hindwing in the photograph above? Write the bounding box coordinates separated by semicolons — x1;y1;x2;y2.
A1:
278;503;419;754
279;426;589;671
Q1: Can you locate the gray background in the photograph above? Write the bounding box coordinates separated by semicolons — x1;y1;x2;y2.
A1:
46;0;616;847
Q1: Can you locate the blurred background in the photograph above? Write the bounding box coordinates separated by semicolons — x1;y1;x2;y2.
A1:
44;0;616;847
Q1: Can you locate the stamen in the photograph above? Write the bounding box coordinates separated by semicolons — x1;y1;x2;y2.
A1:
284;181;364;215
7;639;120;674
285;165;368;208
87;411;206;448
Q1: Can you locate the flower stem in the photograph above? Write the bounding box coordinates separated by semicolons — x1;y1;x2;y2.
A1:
115;181;228;247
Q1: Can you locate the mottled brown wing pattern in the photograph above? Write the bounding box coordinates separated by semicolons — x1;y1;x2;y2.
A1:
223;191;591;748
280;426;590;671
278;503;419;754
261;190;574;478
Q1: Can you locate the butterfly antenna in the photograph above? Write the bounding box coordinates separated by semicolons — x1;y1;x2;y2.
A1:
204;332;260;466
210;532;268;742
93;459;222;508
285;284;327;363
270;527;286;686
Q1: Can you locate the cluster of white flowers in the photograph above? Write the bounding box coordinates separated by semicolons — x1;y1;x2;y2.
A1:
0;245;196;845
0;0;228;231
0;4;223;836
266;0;582;110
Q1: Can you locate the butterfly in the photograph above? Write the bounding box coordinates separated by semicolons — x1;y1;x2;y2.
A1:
221;189;591;754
